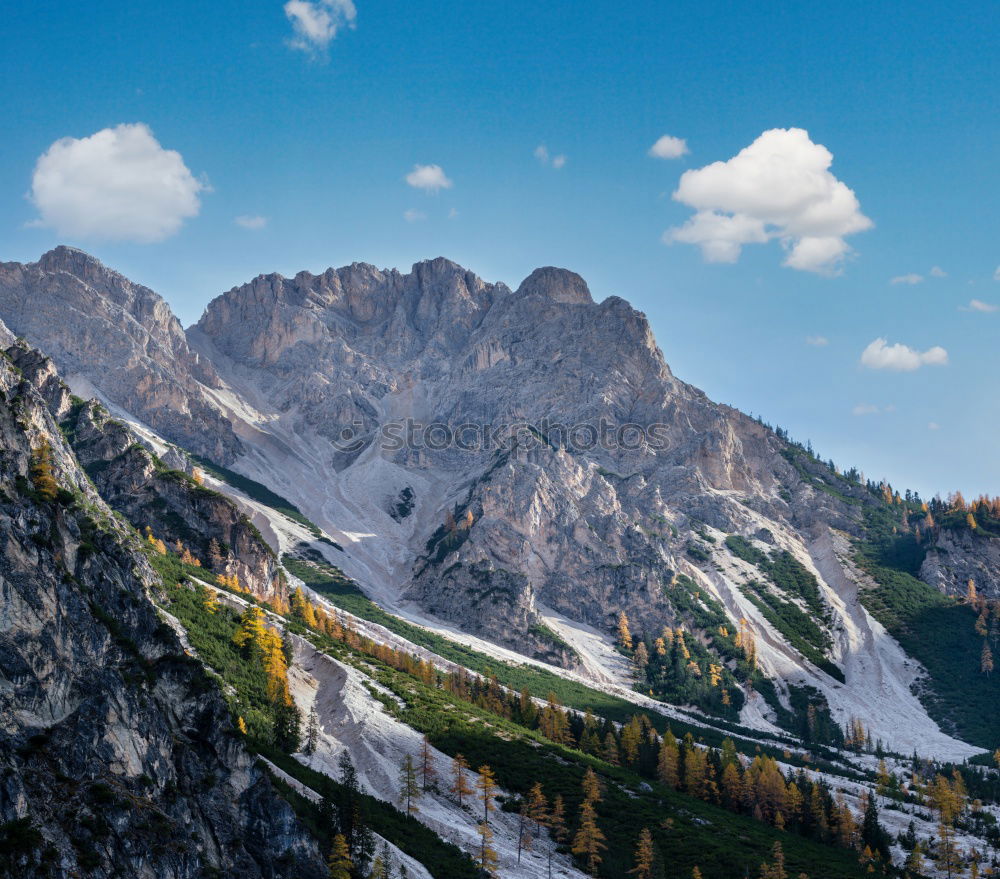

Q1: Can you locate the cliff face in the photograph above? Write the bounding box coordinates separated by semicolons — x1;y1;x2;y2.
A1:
0;327;324;878
921;527;1000;599
0;247;242;464
6;342;287;605
191;259;869;652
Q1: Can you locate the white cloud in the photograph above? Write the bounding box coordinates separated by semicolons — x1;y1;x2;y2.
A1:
993;266;1000;281
964;298;998;313
890;273;923;285
860;337;949;371
29;123;205;243
852;403;880;416
930;266;947;278
805;335;829;346
403;208;426;223
534;144;566;169
284;0;356;54
648;134;689;159
666;128;871;274
447;207;459;219
405;164;452;193
928;421;940;430
235;214;267;229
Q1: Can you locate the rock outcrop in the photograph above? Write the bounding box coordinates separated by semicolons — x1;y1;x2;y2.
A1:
0;326;324;878
0;247;242;464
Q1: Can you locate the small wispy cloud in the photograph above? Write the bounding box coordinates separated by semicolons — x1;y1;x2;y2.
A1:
284;0;356;55
860;338;948;371
962;298;998;313
403;208;426;223
890;273;923;285
534;144;566;169
235;214;267;230
993;266;1000;281
928;422;940;430
852;404;880;416
805;335;829;347
648;134;689;159
929;266;947;278
405;164;452;193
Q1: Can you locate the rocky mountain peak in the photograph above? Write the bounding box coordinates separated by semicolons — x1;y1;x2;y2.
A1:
515;266;593;305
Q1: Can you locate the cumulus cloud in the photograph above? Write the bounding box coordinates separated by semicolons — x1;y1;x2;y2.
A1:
648;134;688;159
29;123;205;243
534;144;566;169
930;266;947;278
403;208;426;223
963;299;998;313
860;338;948;371
890;273;923;285
284;0;356;54
805;335;829;346
405;164;452;193
235;215;267;229
665;128;871;274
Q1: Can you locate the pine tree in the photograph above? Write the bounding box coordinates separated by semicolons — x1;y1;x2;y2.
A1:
419;735;438;792
657;731;680;788
548;794;567;843
30;441;59;502
233;605;267;657
399;754;420;814
326;834;353;879
572;799;607;876
477;819;499;877
582;766;603;804
617;611;633;651
516;803;532;863
629;827;655;878
304;708;320;755
981;641;994;675
477;764;497;822
451;753;473;807
526;782;548;838
759;841;787;879
936;822;963;879
634;641;650;669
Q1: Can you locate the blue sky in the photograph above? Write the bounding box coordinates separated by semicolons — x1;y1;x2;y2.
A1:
2;0;998;497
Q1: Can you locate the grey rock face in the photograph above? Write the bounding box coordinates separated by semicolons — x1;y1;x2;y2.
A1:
921;527;1000;598
0;343;324;878
191;257;869;655
0;247;242;464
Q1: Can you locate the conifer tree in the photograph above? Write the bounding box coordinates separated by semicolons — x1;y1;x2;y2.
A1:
304;708;320;755
526;782;548;838
419;735;438;792
981;641;994;675
30;440;58;502
617;611;633;650
657;731;680;788
629;827;655;878
451;753;473;807
477;819;499;877
326;834;352;879
572;799;606;876
582;766;602;803
399;754;420;814
477;764;497;822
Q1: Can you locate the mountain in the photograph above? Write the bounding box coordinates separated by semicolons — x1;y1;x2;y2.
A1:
0;320;325;878
2;246;999;878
